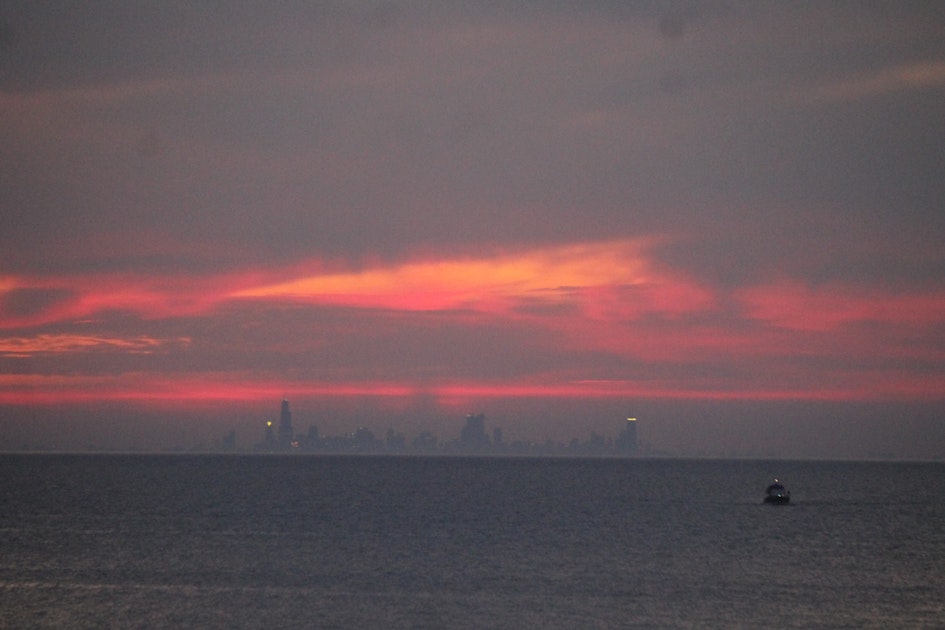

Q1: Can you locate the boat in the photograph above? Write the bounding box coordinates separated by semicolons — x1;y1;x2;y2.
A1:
764;479;790;504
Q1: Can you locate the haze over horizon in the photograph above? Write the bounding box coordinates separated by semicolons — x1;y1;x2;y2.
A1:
2;2;944;459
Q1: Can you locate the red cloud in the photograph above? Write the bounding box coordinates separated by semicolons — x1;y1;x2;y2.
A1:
2;240;944;408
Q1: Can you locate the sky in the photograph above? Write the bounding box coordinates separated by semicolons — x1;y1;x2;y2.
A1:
2;2;944;458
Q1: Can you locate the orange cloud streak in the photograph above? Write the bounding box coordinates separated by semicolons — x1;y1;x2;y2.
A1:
2;239;674;328
0;334;190;358
229;239;664;314
804;60;945;104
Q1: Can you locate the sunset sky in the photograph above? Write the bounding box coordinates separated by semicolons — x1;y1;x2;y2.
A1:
2;2;944;457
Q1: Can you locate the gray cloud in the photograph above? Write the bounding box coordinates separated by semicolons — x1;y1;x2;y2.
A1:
3;4;943;277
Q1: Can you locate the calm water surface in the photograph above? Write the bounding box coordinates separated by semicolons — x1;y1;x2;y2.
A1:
2;455;943;628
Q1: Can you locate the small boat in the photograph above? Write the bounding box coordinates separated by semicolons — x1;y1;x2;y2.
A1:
764;479;791;504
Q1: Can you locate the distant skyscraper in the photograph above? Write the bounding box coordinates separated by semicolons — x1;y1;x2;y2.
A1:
459;413;489;451
278;398;293;448
616;417;638;454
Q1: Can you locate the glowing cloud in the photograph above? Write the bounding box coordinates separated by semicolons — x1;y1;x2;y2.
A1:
2;238;944;409
0;334;190;358
3;239;679;328
230;239;675;315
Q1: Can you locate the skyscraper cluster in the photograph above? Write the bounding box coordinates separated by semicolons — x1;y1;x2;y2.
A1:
255;400;641;456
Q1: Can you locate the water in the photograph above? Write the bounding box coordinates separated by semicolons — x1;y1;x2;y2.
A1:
2;455;943;628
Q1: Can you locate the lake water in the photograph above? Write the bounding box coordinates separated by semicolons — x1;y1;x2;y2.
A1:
2;455;943;628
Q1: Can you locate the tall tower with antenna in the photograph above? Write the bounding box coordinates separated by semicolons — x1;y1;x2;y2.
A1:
278;397;293;449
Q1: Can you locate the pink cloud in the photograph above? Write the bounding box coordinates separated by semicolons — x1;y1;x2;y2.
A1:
3;239;944;408
737;280;945;331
